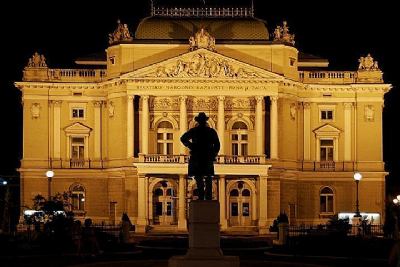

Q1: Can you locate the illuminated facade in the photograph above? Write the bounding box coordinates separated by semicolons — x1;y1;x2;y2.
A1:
16;7;391;234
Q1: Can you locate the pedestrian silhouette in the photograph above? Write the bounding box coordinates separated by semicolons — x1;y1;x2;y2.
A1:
181;112;220;200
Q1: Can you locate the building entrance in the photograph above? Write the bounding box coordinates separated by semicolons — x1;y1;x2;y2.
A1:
152;181;176;225
229;181;252;226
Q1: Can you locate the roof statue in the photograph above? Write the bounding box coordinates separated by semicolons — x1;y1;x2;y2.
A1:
26;52;47;68
273;21;295;46
358;53;380;71
108;20;133;45
189;28;216;52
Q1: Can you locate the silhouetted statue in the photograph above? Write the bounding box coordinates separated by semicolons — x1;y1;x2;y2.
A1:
181;112;220;200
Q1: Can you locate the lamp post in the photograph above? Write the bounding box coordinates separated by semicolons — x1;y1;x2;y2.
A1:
45;170;54;201
353;172;362;217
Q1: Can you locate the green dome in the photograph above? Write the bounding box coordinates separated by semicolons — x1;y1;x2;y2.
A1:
135;17;269;40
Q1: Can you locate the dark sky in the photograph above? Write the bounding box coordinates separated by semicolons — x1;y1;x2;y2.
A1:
1;1;398;192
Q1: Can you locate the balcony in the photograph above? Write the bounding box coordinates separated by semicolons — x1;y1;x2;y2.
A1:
23;68;107;83
299;71;356;84
138;154;266;164
301;161;356;172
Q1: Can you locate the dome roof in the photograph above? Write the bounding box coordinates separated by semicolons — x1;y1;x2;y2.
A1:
135;17;269;41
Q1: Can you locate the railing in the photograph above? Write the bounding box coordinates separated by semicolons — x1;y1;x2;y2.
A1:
301;161;355;172
23;68;107;82
139;154;265;164
299;71;356;84
70;159;90;168
288;224;384;237
152;7;254;18
48;69;106;82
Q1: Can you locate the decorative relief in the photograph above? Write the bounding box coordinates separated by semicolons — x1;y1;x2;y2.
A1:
189;28;216;52
290;103;297;120
93;101;102;108
344;103;353;110
273;21;295;45
358;54;380;71
108;101;115;117
249;115;255;126
172;115;180;125
192;97;217;111
26;52;47;68
151;97;179;111
364;105;375;122
30;103;41;119
224;97;255;110
108;20;133;45
146;53;263;79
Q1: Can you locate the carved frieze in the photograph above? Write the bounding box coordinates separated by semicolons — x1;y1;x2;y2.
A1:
225;97;255;111
191;97;218;111
151;97;179;111
145;53;263;79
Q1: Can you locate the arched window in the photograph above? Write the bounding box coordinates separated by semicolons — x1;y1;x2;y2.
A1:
320;187;334;214
231;121;248;156
230;189;239;197
154;188;163;196
70;184;85;212
242;189;251;196
157;121;174;155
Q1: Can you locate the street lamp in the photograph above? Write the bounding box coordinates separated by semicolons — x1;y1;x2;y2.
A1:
45;170;54;201
353;172;362;217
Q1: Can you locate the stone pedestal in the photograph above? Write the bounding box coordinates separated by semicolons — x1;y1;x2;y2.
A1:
169;200;239;267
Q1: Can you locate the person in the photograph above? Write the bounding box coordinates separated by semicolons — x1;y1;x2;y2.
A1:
71;220;82;256
181;112;220;200
82;218;101;257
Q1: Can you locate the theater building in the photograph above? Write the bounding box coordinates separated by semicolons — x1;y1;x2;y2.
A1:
16;6;390;234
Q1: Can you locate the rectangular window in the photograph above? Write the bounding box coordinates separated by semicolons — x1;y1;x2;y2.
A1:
320;139;334;161
241;144;248;156
321;110;333;120
72;108;85;119
231;203;238;216
232;144;239;156
155;202;163;216
71;193;85;211
71;137;85;160
242;203;250;216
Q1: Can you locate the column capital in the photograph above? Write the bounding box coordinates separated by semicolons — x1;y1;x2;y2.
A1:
217;95;226;102
51;100;62;106
93;101;103;107
141;95;150;101
255;96;264;103
127;95;134;101
269;96;278;102
179;95;188;102
303;102;311;109
344;102;354;109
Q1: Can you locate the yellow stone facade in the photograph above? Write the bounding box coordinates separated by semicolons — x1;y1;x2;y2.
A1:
16;17;391;234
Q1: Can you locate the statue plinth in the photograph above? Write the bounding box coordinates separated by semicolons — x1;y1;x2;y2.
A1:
168;200;239;267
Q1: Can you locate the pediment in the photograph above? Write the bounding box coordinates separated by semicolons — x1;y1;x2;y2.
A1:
64;122;92;135
313;123;342;137
121;48;284;80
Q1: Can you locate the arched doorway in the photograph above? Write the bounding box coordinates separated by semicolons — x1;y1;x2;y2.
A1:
152;180;177;225
229;181;252;226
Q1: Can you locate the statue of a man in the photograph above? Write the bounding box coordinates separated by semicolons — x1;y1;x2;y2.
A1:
181;112;220;200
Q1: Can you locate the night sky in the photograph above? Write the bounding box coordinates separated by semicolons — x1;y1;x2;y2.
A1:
1;1;398;193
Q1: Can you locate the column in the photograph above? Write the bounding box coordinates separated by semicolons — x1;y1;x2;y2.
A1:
255;96;264;155
344;103;353;161
178;175;187;230
136;174;148;233
303;102;311;160
141;96;149;155
258;175;268;234
127;95;134;158
53;101;62;159
270;96;278;159
179;96;188;154
217;96;225;155
218;175;228;229
94;101;102;159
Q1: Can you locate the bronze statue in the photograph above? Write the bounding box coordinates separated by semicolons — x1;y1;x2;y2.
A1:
181;112;220;200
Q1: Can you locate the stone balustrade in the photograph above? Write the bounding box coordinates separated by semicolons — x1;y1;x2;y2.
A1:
23;68;107;82
299;71;356;84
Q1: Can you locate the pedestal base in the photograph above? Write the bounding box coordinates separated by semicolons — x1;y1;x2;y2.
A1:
169;255;239;267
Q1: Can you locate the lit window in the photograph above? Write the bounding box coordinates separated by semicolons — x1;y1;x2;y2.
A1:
320;139;334;162
109;56;116;65
70;184;85;212
72;108;85;119
231;121;248;156
321;110;333;120
157;121;174;155
320;187;334;214
71;137;85;160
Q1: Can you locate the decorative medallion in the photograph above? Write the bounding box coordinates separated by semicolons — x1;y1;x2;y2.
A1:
30;103;41;118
